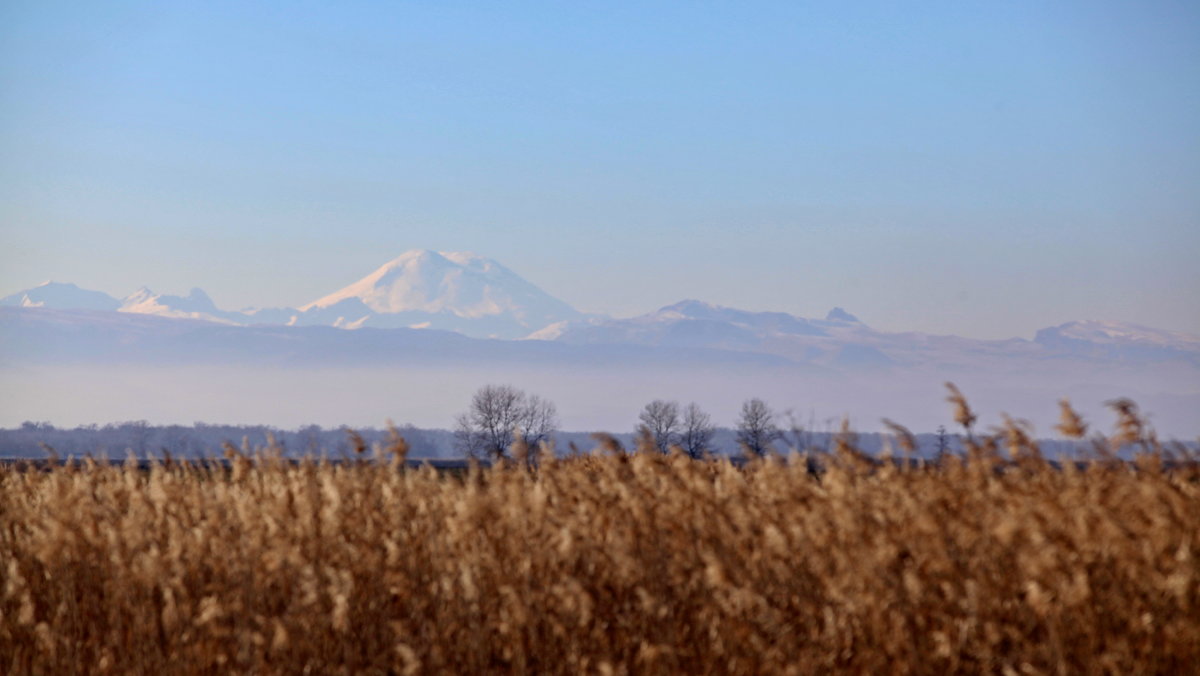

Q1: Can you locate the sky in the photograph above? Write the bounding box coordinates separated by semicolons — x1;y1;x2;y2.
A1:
2;0;1198;339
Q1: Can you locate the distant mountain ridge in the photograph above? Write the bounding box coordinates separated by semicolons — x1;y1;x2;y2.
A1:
1034;320;1200;367
3;303;1198;436
4;253;1200;436
2;250;585;339
3;252;1199;366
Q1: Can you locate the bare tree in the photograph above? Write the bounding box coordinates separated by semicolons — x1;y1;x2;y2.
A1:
935;425;950;460
679;402;715;459
518;394;558;451
735;398;780;456
455;384;522;459
454;385;558;460
637;400;680;453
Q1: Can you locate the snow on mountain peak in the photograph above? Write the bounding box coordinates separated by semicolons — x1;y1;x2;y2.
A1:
0;281;121;311
1032;319;1200;367
1036;320;1200;349
119;287;242;325
298;249;580;331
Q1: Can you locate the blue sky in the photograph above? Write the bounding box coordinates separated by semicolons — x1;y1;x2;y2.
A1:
2;1;1197;338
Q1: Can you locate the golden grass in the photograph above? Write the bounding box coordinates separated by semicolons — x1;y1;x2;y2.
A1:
1;409;1198;674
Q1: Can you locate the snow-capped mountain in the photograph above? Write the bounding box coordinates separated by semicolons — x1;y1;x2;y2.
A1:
293;250;584;338
1035;320;1200;366
119;287;248;325
0;281;120;311
532;300;863;343
530;300;892;367
1;250;586;338
529;300;1200;371
4;254;1199;369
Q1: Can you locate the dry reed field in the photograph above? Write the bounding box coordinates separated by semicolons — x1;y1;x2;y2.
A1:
2;399;1198;674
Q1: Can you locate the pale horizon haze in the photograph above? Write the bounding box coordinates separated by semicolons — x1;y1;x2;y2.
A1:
2;1;1198;339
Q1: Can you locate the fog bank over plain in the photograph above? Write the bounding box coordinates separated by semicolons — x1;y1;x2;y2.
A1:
3;361;1196;439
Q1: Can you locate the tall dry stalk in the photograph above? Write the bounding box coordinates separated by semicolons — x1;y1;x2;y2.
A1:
1;401;1197;674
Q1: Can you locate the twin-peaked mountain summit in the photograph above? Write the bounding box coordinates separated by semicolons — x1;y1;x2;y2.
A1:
295;250;585;335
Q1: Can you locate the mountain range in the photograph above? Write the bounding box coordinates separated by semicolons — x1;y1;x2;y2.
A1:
2;250;585;338
2;250;1198;436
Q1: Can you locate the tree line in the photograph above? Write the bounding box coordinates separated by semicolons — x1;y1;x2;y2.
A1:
5;386;1034;460
453;384;790;460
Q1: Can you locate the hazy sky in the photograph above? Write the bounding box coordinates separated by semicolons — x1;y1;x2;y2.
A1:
2;1;1197;339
